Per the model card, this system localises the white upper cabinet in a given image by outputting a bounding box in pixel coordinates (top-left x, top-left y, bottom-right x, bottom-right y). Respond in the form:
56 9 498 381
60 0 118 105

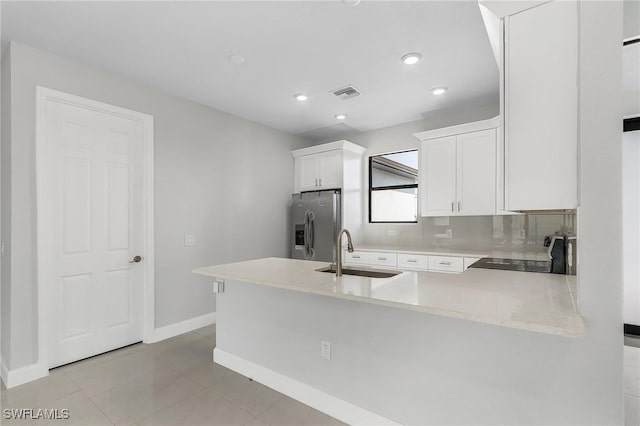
296 149 342 191
292 140 366 242
291 140 366 193
457 129 497 215
503 0 578 210
415 118 500 217
421 136 457 216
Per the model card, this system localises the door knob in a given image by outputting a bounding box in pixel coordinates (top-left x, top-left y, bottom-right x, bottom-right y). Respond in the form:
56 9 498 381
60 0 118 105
129 255 143 264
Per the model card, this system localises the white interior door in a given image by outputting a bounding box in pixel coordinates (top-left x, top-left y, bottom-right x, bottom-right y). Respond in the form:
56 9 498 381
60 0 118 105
42 97 145 368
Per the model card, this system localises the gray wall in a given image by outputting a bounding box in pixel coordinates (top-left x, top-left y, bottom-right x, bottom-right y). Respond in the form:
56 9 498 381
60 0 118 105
1 43 11 369
1 42 309 370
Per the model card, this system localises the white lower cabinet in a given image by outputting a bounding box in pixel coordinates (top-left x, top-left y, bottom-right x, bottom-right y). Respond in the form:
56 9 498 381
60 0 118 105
344 251 370 265
368 252 398 268
344 250 481 273
397 254 430 271
429 256 464 273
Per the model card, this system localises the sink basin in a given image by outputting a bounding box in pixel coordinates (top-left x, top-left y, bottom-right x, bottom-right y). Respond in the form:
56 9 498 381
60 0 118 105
316 265 400 279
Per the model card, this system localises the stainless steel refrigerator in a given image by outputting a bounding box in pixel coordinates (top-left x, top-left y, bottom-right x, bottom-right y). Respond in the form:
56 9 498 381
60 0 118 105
290 190 341 262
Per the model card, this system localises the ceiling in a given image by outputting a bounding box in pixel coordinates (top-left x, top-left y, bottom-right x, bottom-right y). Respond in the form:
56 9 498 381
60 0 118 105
1 1 499 141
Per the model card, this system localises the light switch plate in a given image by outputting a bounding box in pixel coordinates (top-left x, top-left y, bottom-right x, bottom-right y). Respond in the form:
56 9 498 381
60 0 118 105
321 340 331 360
184 235 196 246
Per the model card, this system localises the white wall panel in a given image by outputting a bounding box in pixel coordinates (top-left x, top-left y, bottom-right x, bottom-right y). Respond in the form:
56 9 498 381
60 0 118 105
106 163 130 251
105 269 132 328
61 158 91 254
60 274 92 339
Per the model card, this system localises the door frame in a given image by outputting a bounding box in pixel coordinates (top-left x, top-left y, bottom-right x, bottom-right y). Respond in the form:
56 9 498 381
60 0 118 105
35 86 155 372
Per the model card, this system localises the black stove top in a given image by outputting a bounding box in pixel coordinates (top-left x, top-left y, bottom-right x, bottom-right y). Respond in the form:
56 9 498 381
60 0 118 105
469 257 552 273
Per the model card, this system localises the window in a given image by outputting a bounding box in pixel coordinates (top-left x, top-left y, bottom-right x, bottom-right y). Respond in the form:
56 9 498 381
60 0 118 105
369 150 419 223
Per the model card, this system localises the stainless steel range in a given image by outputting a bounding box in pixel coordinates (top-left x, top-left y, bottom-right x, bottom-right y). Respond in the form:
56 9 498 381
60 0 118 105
469 258 552 273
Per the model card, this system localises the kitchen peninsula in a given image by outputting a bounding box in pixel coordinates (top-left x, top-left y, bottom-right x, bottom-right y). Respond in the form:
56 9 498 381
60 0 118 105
194 257 585 425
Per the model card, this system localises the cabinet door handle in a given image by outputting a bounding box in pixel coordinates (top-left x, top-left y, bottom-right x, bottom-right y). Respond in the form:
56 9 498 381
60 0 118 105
458 201 461 211
319 178 322 186
377 257 387 261
352 255 360 259
439 261 451 265
315 178 318 187
451 202 454 212
407 259 417 263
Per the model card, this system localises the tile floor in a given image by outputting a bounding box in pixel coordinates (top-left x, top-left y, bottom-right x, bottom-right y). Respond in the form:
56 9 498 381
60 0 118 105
3 328 640 425
0 325 344 426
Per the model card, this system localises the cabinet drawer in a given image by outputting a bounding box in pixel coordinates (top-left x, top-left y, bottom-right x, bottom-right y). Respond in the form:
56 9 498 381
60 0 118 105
429 256 464 273
397 254 430 270
344 251 370 264
368 252 397 268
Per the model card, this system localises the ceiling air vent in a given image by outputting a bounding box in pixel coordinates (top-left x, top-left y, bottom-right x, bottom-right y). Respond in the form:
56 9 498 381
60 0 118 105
331 85 361 100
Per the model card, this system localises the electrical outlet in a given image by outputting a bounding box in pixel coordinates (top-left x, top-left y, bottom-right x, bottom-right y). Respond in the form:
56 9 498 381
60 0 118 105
184 235 196 246
445 229 453 238
519 229 526 239
213 279 225 294
321 340 331 360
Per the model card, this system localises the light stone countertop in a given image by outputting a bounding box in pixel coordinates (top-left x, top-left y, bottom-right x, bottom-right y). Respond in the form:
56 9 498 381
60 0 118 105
194 257 583 338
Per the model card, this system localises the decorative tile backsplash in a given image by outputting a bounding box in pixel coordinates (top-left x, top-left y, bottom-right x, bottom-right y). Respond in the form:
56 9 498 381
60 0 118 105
362 214 576 252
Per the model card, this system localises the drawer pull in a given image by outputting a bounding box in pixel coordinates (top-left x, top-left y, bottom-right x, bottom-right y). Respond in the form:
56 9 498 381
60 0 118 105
439 261 451 265
352 255 360 259
406 259 417 263
377 257 387 261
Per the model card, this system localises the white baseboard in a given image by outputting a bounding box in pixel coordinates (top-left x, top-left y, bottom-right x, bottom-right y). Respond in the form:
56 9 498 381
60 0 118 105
0 361 8 387
1 361 49 389
214 348 400 426
147 312 216 343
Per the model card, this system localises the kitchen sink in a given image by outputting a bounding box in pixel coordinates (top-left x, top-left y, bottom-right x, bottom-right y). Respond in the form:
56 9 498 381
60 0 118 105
316 265 400 279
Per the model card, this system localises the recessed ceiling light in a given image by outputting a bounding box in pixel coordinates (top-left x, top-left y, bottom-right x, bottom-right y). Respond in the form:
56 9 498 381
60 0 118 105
401 53 422 65
335 114 347 120
431 87 448 95
294 94 308 102
229 54 246 64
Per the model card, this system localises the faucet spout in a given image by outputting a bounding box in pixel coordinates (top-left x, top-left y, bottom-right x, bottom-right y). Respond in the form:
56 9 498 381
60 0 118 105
336 229 354 277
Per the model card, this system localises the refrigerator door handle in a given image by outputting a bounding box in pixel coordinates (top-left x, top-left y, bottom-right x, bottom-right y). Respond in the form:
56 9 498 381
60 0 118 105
304 210 310 260
308 211 316 260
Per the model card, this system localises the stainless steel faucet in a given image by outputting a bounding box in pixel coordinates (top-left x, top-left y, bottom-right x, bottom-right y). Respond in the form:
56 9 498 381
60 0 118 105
336 229 354 277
